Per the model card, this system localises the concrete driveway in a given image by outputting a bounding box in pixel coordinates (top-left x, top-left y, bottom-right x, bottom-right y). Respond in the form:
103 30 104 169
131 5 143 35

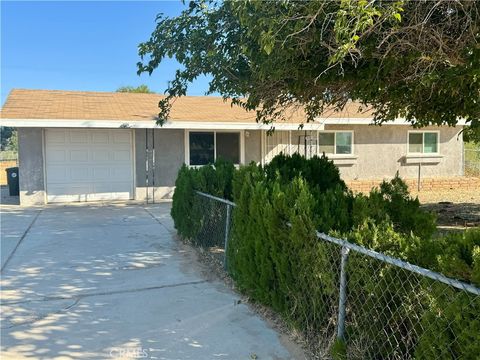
0 203 304 360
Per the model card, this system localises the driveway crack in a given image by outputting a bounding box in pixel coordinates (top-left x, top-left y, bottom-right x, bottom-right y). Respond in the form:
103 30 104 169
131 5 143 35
143 207 176 235
1 209 42 273
1 297 80 329
1 280 208 306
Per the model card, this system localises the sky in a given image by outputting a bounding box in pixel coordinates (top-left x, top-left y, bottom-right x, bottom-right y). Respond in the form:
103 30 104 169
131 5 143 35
1 1 213 105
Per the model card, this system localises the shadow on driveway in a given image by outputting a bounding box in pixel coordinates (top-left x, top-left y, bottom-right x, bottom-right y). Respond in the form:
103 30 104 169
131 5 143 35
0 203 304 359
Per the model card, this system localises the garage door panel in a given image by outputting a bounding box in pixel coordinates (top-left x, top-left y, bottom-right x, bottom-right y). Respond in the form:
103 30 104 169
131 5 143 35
69 130 90 143
110 166 132 181
92 150 110 162
113 132 131 143
70 167 91 181
46 129 133 203
46 149 66 162
113 150 131 161
49 183 91 195
93 182 132 193
46 130 66 144
46 166 67 182
92 131 109 144
70 150 89 162
93 168 110 180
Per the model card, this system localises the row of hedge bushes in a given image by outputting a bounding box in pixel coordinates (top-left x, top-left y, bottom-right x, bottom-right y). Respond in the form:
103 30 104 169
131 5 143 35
171 154 480 359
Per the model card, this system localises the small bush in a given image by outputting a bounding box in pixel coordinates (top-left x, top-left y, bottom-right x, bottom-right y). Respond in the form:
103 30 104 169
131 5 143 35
171 164 199 239
435 228 480 286
170 159 236 239
352 174 437 240
264 153 346 193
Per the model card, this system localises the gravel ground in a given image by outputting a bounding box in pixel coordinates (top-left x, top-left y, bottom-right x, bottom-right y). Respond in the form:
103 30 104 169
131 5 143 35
412 188 480 204
413 188 480 229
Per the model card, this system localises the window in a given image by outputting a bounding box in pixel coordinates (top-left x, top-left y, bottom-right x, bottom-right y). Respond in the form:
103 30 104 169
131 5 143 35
189 132 214 165
188 131 241 166
318 132 353 155
408 132 439 154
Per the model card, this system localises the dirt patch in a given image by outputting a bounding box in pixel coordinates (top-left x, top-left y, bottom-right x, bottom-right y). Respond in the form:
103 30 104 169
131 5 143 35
414 188 480 230
422 202 480 229
412 187 480 205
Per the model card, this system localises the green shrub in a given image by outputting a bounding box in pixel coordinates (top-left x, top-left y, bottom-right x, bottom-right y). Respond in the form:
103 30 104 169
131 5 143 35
264 153 346 193
414 283 480 359
338 224 480 359
172 153 480 360
170 159 236 240
315 186 353 233
229 171 342 341
435 228 480 286
195 158 235 199
352 174 437 240
171 164 200 239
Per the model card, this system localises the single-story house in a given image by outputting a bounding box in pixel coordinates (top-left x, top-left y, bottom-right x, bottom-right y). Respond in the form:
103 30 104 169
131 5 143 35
0 89 468 206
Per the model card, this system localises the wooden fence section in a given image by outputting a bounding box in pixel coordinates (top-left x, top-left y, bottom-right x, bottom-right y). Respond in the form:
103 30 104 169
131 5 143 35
0 160 18 185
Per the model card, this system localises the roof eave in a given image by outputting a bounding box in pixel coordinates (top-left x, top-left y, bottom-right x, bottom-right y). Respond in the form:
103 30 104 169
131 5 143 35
0 117 468 129
0 118 325 130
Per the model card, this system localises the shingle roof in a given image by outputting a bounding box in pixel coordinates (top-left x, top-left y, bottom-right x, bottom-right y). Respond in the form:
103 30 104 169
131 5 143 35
0 89 374 123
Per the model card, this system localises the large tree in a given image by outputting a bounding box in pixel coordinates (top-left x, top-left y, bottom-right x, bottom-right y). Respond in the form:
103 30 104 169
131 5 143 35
137 0 479 131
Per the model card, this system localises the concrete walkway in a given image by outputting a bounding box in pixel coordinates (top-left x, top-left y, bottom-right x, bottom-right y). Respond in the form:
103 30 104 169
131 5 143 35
0 203 304 360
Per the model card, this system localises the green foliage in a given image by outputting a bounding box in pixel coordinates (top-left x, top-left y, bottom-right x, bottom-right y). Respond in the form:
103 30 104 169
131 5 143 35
465 141 480 176
463 126 480 144
415 228 480 359
414 282 480 359
171 164 199 239
264 153 346 193
170 159 235 240
435 228 480 286
0 127 17 152
138 1 479 130
331 338 347 360
171 153 479 359
229 174 337 334
116 85 154 93
315 186 353 233
352 174 437 240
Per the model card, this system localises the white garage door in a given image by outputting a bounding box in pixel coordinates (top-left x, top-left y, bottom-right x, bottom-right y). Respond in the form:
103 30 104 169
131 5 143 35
45 129 134 203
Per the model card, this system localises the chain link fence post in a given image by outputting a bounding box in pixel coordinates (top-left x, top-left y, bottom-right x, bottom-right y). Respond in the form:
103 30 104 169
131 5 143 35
337 246 350 341
224 203 231 271
191 192 480 358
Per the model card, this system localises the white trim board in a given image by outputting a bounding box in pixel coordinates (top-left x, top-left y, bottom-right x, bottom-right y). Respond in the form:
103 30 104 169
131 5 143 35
1 118 469 129
0 119 324 130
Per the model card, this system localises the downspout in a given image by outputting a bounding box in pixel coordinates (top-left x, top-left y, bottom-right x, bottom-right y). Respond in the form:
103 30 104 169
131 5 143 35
152 129 155 203
145 128 149 204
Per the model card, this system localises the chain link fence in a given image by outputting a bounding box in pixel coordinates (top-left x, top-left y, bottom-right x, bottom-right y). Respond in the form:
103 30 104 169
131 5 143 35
191 191 234 268
318 232 480 359
465 148 480 176
192 191 480 358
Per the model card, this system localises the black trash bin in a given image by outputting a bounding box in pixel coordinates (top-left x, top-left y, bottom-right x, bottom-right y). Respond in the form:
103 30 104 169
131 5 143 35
6 167 19 196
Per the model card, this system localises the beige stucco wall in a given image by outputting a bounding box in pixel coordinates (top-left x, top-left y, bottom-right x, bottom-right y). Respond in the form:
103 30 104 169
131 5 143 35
16 125 463 205
136 129 263 202
18 128 46 205
324 124 464 180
